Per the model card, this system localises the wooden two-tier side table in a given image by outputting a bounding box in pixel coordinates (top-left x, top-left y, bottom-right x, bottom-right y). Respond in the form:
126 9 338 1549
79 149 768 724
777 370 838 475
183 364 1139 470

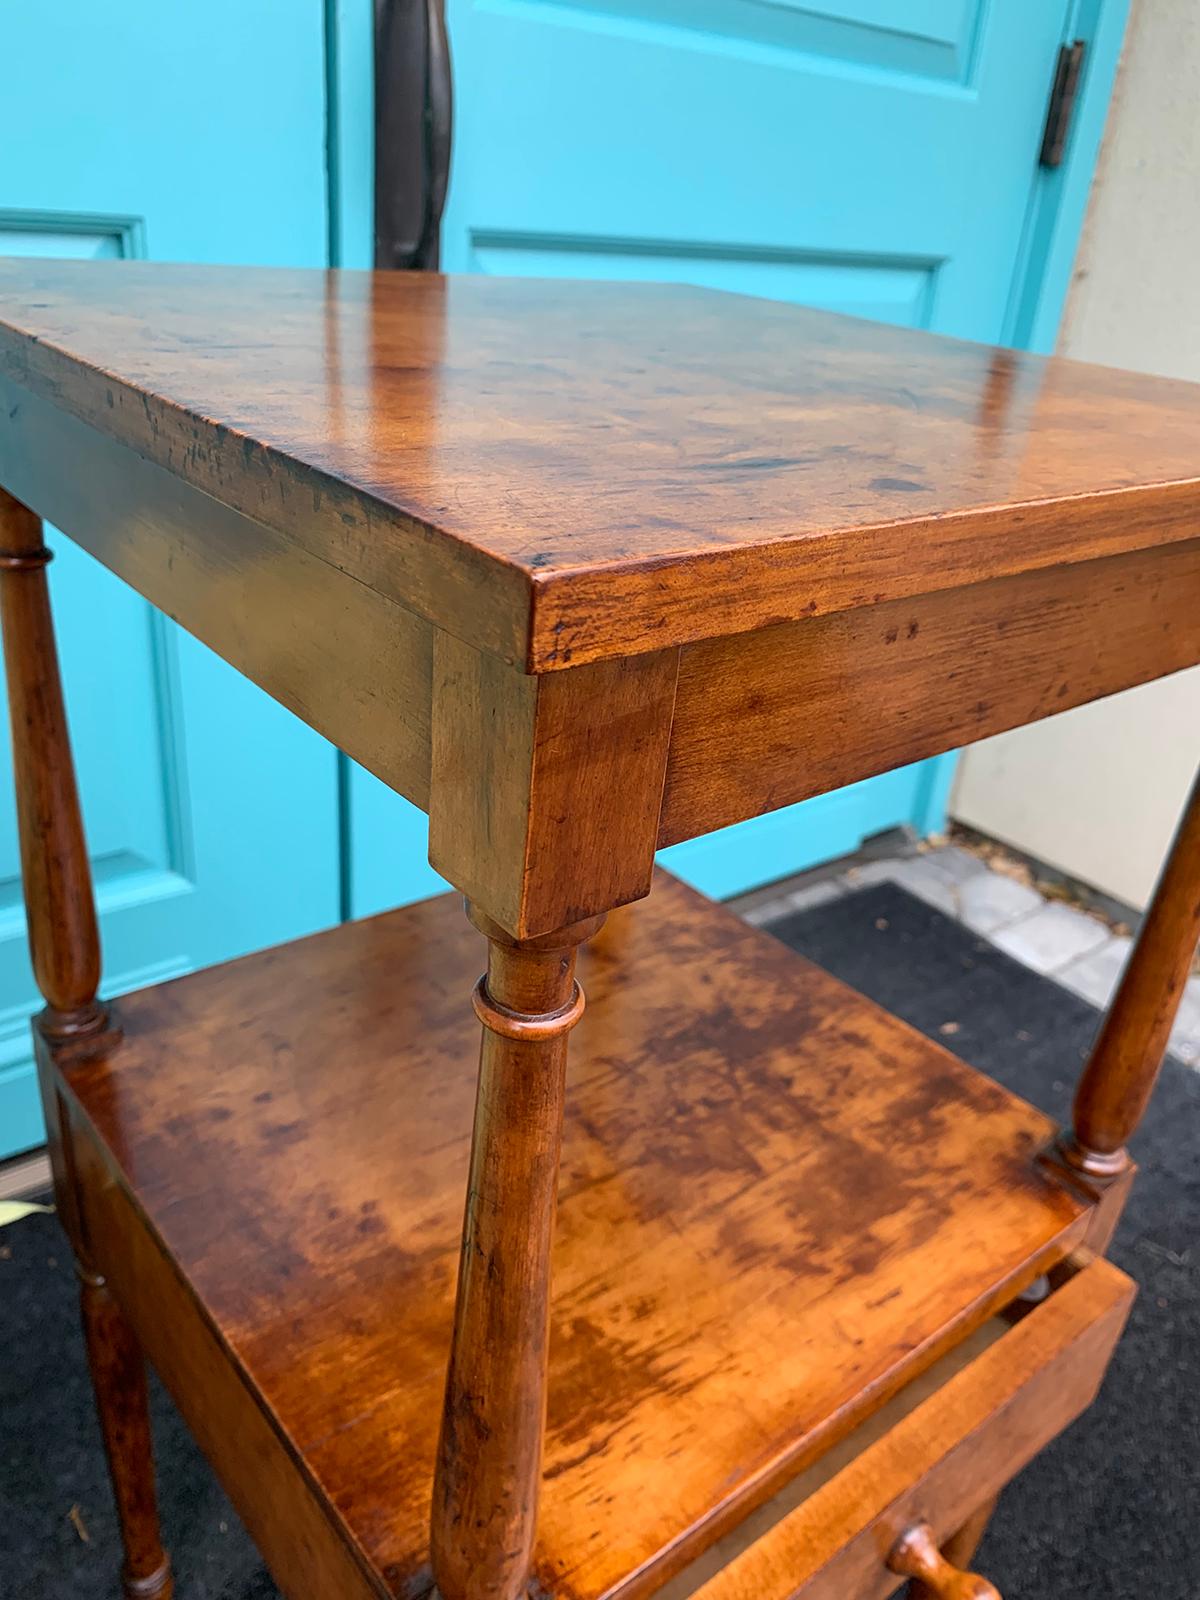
1 263 1199 1600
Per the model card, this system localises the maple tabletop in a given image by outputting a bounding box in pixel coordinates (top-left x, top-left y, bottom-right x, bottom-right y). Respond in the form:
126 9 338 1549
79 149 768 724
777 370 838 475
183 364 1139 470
2 259 1198 669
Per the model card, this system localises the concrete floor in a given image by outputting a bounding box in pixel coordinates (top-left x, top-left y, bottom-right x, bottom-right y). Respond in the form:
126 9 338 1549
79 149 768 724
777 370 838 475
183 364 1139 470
734 837 1200 1067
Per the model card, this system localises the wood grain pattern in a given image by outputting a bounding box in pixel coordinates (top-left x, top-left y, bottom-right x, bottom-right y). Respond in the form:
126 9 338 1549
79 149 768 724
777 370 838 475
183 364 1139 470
67 1114 387 1600
56 873 1091 1600
5 260 1180 1600
1064 765 1200 1177
660 540 1200 844
12 361 1197 863
0 379 435 811
8 366 1196 861
686 1260 1133 1600
4 261 1200 670
430 637 678 934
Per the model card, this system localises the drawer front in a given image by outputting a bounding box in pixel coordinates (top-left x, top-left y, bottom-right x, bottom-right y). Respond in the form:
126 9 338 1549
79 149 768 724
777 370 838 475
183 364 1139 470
688 1258 1134 1600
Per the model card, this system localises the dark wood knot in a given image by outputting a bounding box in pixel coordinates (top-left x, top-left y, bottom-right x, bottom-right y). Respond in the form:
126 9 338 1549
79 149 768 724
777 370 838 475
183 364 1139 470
471 975 585 1041
0 545 53 571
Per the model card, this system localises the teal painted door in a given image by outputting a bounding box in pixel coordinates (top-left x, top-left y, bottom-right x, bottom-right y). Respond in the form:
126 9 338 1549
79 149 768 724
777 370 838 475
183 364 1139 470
0 2 340 1158
347 0 1127 914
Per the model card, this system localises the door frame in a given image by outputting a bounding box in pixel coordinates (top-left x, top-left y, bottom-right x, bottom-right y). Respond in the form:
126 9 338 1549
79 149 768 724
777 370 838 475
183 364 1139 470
1003 0 1133 353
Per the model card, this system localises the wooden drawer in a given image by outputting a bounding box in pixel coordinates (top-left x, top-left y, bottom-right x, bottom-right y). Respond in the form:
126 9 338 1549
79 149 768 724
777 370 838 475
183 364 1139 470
666 1258 1134 1600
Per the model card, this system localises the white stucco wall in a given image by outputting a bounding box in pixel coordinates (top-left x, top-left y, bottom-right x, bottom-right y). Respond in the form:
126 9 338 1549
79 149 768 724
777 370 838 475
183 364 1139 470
951 0 1200 909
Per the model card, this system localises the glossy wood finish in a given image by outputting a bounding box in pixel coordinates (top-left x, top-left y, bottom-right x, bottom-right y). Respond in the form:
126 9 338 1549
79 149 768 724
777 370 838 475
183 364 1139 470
67 1112 385 1600
5 271 1200 921
5 262 1200 673
3 262 1193 1600
685 1259 1132 1600
53 875 1093 1600
1064 765 1200 1177
15 369 1200 900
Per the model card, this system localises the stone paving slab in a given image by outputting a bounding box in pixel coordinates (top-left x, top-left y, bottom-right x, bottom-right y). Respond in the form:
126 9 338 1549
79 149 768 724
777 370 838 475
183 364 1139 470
989 900 1112 975
1057 936 1134 1009
958 872 1044 935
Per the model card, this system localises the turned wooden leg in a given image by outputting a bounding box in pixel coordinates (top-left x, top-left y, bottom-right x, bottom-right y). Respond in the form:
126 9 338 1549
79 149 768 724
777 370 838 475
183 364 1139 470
2 487 170 1594
79 1268 173 1599
1061 766 1200 1179
430 906 603 1600
909 1498 999 1600
0 490 103 1035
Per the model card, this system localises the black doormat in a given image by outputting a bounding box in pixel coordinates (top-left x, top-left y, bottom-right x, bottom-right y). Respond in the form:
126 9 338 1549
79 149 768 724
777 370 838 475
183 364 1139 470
2 883 1197 1599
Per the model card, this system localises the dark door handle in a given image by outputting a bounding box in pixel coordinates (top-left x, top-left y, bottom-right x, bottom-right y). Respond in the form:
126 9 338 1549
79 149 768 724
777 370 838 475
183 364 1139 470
425 0 453 256
374 0 453 270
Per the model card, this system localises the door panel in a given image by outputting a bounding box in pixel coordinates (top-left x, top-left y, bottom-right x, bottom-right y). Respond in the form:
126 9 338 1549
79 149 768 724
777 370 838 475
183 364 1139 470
558 0 983 77
467 236 941 324
0 2 339 1158
441 0 1068 342
349 0 1092 912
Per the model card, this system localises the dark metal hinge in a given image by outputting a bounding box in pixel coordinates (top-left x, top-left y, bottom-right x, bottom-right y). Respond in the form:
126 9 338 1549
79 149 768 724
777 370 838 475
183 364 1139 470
1040 39 1086 168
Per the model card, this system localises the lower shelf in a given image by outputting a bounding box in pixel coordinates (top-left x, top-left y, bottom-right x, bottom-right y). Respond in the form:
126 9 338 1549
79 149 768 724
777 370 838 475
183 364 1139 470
60 870 1106 1600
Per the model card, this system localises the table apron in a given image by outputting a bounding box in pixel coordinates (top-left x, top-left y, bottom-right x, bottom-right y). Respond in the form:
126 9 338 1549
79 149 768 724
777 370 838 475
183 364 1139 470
0 375 436 812
659 539 1200 846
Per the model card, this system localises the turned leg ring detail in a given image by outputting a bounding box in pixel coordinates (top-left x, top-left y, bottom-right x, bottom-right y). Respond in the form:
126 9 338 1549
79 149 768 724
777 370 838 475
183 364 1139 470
471 974 586 1040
